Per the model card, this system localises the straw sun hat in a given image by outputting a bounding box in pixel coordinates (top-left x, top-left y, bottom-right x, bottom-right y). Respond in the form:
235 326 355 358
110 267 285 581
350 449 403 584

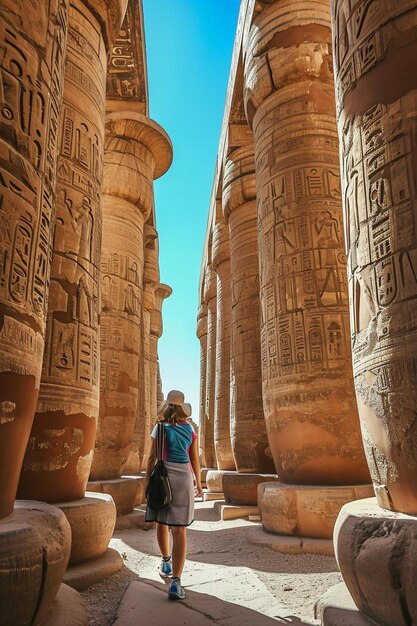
158 389 192 418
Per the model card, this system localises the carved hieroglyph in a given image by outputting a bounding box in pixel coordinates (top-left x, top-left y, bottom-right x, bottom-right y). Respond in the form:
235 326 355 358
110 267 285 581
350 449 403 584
243 0 369 485
197 303 208 467
203 263 217 468
212 213 235 470
18 0 128 503
332 0 417 513
0 0 69 518
222 145 275 473
91 112 172 480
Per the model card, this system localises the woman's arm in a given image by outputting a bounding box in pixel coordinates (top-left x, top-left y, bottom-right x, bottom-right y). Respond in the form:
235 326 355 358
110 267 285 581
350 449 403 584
144 437 157 493
189 438 202 496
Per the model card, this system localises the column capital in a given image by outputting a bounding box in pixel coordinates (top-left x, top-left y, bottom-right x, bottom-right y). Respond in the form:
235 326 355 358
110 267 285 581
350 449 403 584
105 109 173 178
150 283 172 338
103 112 172 220
243 0 333 127
222 145 256 219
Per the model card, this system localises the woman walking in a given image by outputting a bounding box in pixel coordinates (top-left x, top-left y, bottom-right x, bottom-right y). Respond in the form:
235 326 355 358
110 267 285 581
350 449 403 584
144 389 202 600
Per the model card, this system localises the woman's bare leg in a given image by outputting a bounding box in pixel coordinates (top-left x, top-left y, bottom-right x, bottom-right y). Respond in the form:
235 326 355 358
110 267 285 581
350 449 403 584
170 526 187 578
157 523 171 557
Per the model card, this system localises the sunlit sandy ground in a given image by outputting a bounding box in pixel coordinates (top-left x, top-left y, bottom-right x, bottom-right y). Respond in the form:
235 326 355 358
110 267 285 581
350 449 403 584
82 500 342 625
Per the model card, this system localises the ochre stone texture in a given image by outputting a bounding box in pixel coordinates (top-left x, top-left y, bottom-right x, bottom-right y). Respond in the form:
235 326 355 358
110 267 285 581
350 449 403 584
196 304 208 467
222 145 275 473
212 213 235 470
335 498 417 626
87 476 140 515
259 482 373 540
56 493 116 565
0 501 71 626
223 472 279 506
332 0 417 514
91 112 171 480
18 0 128 504
203 264 217 468
0 0 69 519
243 0 369 485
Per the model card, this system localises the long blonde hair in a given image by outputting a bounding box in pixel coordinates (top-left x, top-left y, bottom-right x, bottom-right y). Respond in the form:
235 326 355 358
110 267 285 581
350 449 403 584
162 403 188 424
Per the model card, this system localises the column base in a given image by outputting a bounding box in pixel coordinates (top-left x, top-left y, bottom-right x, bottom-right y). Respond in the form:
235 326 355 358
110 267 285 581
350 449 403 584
315 582 378 626
63 548 123 592
42 584 88 626
206 469 237 494
122 474 146 506
223 472 279 505
334 497 417 626
249 526 334 556
0 500 71 626
87 477 141 515
203 490 224 501
258 483 373 539
213 502 259 521
115 507 155 531
56 494 116 565
201 467 214 487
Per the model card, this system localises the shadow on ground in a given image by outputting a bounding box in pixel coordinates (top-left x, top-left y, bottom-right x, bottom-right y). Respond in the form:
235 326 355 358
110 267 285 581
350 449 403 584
116 524 339 575
132 577 316 625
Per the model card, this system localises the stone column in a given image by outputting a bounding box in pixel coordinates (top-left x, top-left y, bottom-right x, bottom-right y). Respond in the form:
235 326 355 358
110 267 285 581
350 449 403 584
17 0 129 503
212 215 235 470
317 4 417 625
203 263 217 468
243 0 369 486
140 227 158 470
150 282 172 419
90 112 172 481
222 145 274 473
196 303 208 467
332 0 417 516
0 0 69 518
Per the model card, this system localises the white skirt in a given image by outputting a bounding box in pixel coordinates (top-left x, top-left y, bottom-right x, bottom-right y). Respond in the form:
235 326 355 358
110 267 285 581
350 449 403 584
145 461 195 527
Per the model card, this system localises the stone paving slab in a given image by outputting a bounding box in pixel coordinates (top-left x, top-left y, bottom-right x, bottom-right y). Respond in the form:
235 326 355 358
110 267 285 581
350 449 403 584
113 579 295 625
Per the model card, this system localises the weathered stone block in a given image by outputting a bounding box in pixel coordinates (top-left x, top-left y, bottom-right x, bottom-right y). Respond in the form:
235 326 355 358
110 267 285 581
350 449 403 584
335 498 417 626
259 483 373 539
42 584 88 626
64 548 123 592
0 501 71 626
56 493 116 565
87 477 139 515
206 470 236 494
223 472 278 505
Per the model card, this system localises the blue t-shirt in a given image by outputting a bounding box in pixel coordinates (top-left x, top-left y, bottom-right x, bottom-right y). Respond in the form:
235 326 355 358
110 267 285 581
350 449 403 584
151 422 196 464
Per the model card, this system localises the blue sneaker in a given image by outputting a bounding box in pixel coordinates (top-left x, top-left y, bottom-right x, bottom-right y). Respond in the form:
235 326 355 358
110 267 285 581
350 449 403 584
168 577 186 600
159 557 172 579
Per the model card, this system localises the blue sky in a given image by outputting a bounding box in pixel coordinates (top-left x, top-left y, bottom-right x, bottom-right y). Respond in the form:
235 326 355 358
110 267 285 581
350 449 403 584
142 0 240 422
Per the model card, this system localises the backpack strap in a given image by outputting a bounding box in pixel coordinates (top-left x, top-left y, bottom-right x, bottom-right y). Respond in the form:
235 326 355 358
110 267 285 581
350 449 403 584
156 421 165 461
